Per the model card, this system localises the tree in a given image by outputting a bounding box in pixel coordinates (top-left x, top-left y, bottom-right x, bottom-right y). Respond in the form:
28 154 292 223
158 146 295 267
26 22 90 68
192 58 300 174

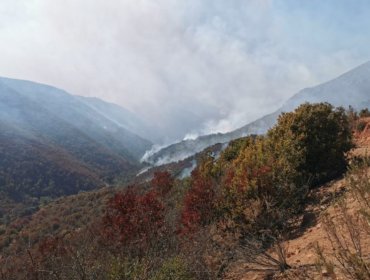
213 103 353 240
102 187 165 254
150 171 174 197
268 102 353 187
180 164 216 235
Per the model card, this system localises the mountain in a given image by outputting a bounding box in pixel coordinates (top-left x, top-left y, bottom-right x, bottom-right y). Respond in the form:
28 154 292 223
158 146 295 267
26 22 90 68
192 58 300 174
145 61 370 165
0 77 152 199
76 96 161 143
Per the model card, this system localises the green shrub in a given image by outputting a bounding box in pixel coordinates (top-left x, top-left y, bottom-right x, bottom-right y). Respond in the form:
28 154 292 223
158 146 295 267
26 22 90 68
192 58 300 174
357 120 367 132
213 103 352 238
108 258 147 280
359 108 370 118
268 102 353 186
151 257 194 280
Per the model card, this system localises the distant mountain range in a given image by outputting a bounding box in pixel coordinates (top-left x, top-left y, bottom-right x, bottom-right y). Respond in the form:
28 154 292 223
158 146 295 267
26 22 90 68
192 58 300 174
0 77 152 199
145 61 370 165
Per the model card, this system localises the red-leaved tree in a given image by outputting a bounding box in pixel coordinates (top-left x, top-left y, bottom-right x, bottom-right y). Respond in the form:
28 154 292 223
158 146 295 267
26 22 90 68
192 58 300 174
180 170 215 235
102 186 165 253
150 171 174 197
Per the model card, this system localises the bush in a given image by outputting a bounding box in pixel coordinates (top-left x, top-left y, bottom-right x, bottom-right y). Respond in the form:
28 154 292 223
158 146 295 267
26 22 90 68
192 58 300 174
208 103 352 251
180 169 216 235
108 257 148 280
359 108 370 118
102 187 165 254
216 136 277 227
268 102 353 186
357 120 367 132
152 257 194 280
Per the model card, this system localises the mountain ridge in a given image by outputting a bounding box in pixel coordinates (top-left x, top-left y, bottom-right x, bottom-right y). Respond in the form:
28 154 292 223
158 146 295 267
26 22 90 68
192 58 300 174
145 61 370 165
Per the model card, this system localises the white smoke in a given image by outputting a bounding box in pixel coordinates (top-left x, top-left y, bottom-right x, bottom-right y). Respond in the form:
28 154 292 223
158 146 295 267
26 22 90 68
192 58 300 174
140 144 168 163
0 0 366 142
183 132 199 141
178 160 197 179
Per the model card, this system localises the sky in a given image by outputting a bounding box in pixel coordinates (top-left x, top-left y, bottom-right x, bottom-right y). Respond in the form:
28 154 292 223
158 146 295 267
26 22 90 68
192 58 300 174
0 0 369 143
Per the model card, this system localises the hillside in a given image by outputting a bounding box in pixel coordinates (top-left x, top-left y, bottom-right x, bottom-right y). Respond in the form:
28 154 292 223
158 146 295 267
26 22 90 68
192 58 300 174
231 117 370 280
146 61 370 165
0 77 152 160
76 96 161 144
2 103 366 280
135 142 226 183
0 77 152 200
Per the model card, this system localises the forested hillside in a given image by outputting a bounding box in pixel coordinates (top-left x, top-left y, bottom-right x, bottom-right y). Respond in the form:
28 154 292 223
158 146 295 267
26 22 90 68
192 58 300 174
0 77 152 201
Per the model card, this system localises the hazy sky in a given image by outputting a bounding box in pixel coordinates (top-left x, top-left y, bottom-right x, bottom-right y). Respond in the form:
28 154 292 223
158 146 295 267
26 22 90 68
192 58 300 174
0 0 369 142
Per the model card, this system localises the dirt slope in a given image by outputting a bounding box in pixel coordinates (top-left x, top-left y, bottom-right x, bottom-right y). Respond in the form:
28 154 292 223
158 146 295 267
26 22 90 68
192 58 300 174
231 118 370 280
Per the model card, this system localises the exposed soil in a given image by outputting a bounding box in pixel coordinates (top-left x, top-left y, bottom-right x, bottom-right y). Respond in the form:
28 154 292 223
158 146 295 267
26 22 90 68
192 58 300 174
229 118 370 280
